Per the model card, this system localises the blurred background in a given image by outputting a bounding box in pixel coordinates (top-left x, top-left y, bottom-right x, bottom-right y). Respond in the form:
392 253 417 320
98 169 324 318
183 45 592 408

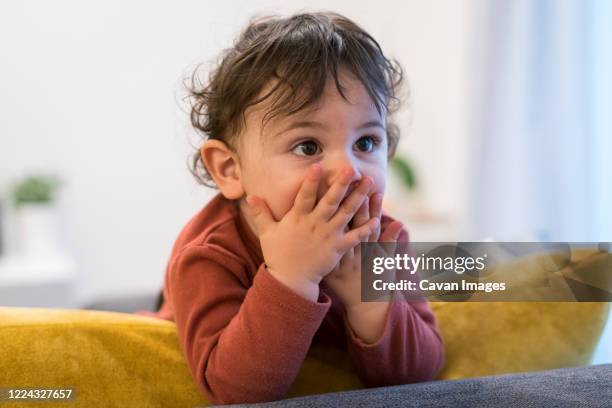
0 1 610 362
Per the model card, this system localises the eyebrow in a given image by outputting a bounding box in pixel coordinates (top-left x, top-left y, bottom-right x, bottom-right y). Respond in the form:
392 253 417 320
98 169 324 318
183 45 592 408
273 119 385 139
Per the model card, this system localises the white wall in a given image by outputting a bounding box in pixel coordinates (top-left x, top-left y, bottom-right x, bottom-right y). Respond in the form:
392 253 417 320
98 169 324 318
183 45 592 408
0 1 472 303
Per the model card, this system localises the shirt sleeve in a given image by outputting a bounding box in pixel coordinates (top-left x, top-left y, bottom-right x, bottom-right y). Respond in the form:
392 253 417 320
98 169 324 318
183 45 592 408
168 245 331 405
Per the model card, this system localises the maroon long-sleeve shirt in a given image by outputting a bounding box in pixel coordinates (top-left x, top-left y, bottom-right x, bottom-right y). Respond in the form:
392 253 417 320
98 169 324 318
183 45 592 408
141 193 444 405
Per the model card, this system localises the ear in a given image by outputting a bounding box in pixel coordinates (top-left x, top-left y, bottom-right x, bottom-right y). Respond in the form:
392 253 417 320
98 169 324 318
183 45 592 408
200 140 244 200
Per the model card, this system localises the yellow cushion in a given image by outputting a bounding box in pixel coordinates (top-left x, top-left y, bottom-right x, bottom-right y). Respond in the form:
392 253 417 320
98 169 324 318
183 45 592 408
0 250 609 407
432 301 609 380
0 308 207 408
433 246 612 379
1 303 608 407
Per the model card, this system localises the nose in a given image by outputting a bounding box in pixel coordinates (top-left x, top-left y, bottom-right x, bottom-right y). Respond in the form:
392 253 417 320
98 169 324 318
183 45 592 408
322 157 363 194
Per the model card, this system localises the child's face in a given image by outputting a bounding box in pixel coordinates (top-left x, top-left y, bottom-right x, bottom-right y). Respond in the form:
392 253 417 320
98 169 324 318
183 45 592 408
237 69 388 229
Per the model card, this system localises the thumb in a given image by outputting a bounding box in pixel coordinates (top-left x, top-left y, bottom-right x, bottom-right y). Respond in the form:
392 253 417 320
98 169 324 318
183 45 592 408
245 195 275 233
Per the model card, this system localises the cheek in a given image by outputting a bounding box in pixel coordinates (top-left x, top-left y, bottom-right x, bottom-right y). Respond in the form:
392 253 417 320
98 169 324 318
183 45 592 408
364 164 387 197
374 172 386 196
261 171 306 220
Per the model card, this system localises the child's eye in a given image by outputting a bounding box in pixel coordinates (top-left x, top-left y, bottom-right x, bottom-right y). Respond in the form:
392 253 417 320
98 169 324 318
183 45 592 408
292 140 320 156
354 135 380 153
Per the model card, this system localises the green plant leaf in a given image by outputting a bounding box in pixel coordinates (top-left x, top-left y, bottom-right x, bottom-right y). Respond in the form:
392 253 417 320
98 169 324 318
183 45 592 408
12 175 62 207
389 156 417 190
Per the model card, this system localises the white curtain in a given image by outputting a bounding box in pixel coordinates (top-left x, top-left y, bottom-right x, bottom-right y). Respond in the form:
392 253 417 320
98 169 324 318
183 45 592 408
468 0 612 363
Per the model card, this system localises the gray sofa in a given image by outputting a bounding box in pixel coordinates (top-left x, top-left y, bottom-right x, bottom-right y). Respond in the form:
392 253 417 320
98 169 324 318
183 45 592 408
223 364 612 408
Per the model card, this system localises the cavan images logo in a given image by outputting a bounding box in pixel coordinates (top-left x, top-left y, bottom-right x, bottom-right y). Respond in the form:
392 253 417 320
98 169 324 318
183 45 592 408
360 242 612 302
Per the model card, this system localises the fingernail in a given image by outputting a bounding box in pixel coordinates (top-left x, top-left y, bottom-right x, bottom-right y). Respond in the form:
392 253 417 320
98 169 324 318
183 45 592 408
361 176 372 189
310 164 321 178
344 167 354 180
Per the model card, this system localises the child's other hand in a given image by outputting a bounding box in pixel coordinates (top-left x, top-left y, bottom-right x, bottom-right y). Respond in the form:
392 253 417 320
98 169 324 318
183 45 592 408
245 164 380 301
323 193 403 309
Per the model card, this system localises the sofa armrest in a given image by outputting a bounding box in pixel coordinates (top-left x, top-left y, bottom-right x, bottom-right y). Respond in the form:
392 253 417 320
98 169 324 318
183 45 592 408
223 364 612 408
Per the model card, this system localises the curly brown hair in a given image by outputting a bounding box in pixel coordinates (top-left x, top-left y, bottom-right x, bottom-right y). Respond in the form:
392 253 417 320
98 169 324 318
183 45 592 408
188 11 405 188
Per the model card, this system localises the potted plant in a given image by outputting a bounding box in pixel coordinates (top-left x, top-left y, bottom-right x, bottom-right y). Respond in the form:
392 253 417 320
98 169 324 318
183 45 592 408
11 175 63 255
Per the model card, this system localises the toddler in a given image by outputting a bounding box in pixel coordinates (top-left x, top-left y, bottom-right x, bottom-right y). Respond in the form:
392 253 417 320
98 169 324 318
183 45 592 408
145 11 444 405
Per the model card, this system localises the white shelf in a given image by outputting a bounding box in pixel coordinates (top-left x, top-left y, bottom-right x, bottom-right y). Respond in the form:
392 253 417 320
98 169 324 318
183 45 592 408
0 252 77 307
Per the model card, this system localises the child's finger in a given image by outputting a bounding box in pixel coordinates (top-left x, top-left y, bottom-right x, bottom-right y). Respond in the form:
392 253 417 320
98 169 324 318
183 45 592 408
370 193 383 219
245 195 275 234
379 220 403 242
339 247 353 274
339 217 379 253
379 220 403 257
313 166 355 221
368 193 383 242
328 177 373 230
292 164 321 214
352 195 370 229
354 243 362 265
